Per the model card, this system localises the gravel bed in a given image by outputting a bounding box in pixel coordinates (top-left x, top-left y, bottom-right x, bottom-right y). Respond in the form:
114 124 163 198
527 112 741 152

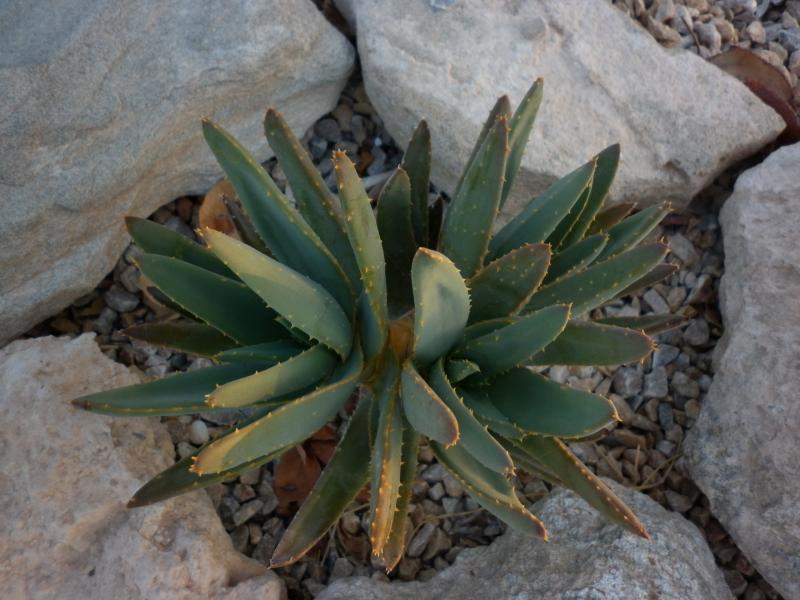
24 69 780 599
611 0 800 100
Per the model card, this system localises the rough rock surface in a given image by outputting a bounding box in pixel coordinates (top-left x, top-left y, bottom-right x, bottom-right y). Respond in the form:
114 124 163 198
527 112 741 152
685 143 800 599
0 0 354 345
339 0 782 215
0 334 285 600
318 482 730 600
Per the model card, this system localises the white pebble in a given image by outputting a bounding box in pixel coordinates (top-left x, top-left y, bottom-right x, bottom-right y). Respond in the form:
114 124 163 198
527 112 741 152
189 419 210 445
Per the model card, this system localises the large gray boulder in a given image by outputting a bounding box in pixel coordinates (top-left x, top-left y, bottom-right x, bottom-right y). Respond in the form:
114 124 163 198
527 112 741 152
0 0 354 345
339 0 782 213
0 334 285 600
319 482 731 600
685 143 800 600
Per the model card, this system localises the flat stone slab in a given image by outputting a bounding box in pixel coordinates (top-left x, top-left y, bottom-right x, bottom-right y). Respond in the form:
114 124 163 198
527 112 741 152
319 481 730 600
340 0 782 217
0 0 354 345
0 334 285 600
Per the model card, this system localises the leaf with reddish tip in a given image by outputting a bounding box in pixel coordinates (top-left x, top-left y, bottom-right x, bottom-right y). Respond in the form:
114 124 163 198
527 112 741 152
512 435 649 539
381 424 420 571
191 344 363 475
369 353 404 555
431 440 547 540
528 322 654 366
526 243 669 316
594 314 686 335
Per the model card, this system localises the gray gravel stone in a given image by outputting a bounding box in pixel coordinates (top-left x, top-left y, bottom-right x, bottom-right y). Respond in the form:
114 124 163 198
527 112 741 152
683 319 710 346
644 367 669 399
613 367 643 396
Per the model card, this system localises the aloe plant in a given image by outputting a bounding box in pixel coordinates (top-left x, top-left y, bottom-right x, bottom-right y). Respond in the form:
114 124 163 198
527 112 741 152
73 78 678 569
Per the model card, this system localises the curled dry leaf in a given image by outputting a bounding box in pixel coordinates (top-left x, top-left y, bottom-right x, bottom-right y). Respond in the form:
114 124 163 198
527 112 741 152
199 179 241 237
709 47 800 142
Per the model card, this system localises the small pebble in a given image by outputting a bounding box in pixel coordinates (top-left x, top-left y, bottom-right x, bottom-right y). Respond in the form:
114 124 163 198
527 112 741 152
189 419 210 445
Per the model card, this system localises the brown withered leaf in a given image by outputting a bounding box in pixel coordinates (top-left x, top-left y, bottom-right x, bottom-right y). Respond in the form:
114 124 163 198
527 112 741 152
274 446 322 517
709 47 800 142
199 179 240 237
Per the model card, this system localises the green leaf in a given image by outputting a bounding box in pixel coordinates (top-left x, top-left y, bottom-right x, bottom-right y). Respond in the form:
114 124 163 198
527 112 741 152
616 263 677 299
501 78 544 209
561 144 621 245
203 229 353 359
487 368 618 438
528 322 654 366
369 353 404 555
445 358 481 384
223 196 272 256
263 109 360 289
467 243 550 323
462 317 513 343
400 360 458 446
381 425 420 571
202 119 353 311
512 435 648 538
453 96 512 202
270 394 374 567
72 363 268 416
376 168 416 318
586 201 634 235
526 243 669 316
439 114 509 277
544 234 608 284
430 360 513 474
401 120 432 246
123 322 238 357
128 422 286 507
216 340 307 364
455 305 570 376
488 158 596 261
546 185 593 251
594 314 686 335
137 254 285 345
411 248 471 367
431 440 547 539
206 345 337 408
192 343 363 474
594 203 670 262
460 387 522 438
126 216 234 278
334 151 389 361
